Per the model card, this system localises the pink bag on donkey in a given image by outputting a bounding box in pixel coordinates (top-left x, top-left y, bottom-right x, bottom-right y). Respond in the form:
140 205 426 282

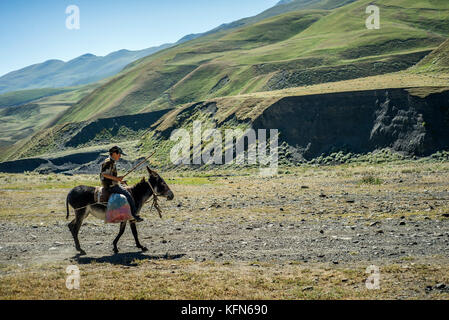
105 193 134 223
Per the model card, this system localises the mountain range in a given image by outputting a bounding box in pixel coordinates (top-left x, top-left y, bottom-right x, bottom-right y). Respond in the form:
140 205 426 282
0 44 174 94
0 0 357 95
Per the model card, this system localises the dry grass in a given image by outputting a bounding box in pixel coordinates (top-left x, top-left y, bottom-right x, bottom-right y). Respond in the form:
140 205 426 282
1 258 449 300
243 71 449 99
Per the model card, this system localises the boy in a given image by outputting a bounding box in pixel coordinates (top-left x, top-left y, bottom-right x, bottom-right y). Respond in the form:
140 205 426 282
100 146 143 222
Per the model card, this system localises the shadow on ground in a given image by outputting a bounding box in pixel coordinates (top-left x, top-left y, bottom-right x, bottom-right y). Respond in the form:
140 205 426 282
73 252 186 266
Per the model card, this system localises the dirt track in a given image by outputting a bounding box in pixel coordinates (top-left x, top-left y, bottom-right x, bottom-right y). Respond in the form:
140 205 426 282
0 209 448 267
1 163 449 269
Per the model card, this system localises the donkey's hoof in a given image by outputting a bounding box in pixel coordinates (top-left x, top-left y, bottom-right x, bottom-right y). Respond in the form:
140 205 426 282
141 246 148 252
78 249 86 256
113 248 119 254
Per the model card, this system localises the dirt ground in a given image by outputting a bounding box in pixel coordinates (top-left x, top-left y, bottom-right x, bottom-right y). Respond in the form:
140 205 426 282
1 161 449 299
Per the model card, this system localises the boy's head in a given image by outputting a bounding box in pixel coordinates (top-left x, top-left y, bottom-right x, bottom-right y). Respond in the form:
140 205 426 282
109 146 126 161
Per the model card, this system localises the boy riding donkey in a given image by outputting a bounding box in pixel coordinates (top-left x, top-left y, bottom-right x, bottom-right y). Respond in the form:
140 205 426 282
100 146 144 222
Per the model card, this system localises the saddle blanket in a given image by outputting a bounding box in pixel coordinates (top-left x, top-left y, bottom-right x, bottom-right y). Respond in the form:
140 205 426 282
105 193 133 223
94 186 109 203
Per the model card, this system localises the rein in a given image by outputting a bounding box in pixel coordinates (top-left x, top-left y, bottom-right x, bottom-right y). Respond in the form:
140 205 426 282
144 182 163 219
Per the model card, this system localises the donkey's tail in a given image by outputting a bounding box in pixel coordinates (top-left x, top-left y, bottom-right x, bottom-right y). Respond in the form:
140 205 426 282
66 194 70 220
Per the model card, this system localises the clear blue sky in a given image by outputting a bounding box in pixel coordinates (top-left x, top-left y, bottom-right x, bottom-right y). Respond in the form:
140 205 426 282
0 0 278 77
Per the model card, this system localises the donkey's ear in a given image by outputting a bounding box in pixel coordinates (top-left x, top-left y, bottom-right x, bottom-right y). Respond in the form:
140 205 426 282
140 177 146 182
146 165 154 175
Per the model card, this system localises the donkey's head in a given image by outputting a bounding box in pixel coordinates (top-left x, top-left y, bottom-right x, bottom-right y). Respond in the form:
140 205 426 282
146 166 174 200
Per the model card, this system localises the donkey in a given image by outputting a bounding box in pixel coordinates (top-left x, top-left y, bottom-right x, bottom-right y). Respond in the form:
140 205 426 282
66 166 174 255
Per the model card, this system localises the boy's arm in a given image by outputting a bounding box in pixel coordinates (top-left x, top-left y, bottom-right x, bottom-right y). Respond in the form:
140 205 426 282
102 174 123 182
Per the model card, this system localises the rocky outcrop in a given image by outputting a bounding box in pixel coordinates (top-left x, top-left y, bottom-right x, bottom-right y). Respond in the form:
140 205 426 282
253 88 449 159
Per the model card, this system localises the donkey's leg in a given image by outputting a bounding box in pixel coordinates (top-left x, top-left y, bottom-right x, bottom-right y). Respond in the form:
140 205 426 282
69 208 88 255
130 221 148 252
68 218 77 250
113 222 127 254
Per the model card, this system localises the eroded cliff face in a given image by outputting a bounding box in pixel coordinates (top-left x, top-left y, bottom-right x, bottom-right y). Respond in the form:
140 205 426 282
65 109 172 148
252 88 449 159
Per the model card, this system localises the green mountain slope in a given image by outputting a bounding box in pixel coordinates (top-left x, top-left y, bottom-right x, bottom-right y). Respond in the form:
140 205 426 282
54 0 449 125
411 38 449 73
55 9 328 123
